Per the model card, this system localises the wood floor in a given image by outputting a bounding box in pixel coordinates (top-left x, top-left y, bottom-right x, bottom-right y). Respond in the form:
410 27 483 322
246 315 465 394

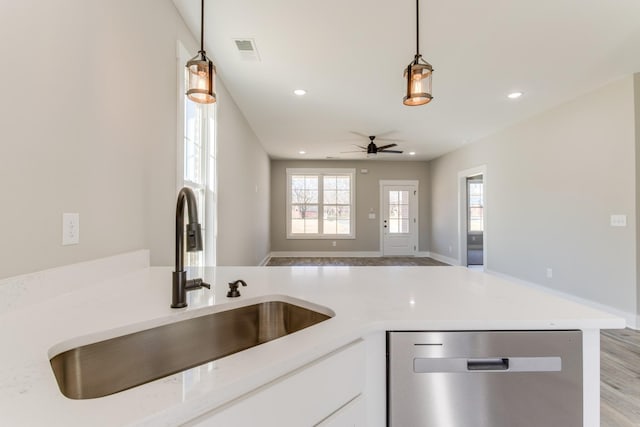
601 328 640 426
266 256 448 266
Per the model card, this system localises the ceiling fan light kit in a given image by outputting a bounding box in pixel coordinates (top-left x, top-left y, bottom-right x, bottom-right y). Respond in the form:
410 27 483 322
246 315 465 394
186 0 216 104
403 0 433 106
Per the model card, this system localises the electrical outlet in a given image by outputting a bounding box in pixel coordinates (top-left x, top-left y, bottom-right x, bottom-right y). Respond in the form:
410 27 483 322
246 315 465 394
332 241 337 247
610 214 627 227
448 245 452 253
546 268 553 279
62 213 80 245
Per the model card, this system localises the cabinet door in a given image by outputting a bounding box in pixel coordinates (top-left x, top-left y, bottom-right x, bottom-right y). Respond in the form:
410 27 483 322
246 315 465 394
316 395 366 427
187 339 365 427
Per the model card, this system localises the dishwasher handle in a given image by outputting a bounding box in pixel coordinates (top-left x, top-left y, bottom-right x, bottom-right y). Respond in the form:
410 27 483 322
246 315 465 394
414 356 561 373
467 358 509 371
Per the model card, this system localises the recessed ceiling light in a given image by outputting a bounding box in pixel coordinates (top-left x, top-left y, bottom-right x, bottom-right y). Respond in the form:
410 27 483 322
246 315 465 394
299 150 306 155
507 91 523 99
408 151 416 156
294 89 307 96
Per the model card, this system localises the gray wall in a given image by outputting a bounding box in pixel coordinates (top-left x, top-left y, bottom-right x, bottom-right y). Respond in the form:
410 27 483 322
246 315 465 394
271 160 430 253
429 76 638 316
0 0 271 279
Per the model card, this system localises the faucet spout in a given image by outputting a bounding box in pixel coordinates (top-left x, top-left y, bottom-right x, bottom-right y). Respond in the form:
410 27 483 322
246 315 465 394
172 187 208 308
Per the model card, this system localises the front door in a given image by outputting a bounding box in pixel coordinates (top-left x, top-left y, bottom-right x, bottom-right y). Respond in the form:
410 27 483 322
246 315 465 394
381 182 418 256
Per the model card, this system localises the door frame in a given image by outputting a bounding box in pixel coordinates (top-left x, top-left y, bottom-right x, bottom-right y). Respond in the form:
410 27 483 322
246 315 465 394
457 165 487 267
379 180 419 256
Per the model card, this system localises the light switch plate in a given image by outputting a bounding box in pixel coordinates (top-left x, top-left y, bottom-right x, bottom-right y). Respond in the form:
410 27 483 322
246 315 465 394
610 214 627 227
62 213 80 245
368 213 376 219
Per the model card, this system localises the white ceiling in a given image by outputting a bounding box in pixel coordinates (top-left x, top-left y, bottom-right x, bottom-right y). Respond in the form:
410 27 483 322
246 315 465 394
173 0 640 161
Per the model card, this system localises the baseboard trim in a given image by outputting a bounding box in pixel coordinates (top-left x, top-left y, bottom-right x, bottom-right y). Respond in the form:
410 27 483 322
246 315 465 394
258 254 271 266
485 268 637 330
269 251 382 258
428 252 461 266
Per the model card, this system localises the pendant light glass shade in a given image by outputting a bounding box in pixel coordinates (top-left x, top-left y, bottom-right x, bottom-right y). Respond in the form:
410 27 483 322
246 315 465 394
403 0 433 106
403 55 433 106
186 51 216 104
185 0 216 104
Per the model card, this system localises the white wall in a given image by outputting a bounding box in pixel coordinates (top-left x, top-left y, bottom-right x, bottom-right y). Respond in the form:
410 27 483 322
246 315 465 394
215 83 271 266
429 76 638 317
148 30 271 268
0 0 193 278
0 0 271 279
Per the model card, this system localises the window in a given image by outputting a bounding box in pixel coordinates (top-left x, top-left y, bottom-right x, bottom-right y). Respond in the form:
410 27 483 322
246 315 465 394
286 168 355 239
178 42 216 266
468 179 484 232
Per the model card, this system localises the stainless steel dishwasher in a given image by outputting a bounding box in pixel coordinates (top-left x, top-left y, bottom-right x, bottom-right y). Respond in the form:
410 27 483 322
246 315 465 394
387 331 582 427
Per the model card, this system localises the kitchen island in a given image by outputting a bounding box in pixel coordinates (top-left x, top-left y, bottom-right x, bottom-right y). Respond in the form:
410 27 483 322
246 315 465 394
0 251 624 426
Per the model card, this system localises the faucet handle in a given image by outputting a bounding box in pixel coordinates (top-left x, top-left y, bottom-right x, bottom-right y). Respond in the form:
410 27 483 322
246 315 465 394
185 278 210 291
227 279 247 298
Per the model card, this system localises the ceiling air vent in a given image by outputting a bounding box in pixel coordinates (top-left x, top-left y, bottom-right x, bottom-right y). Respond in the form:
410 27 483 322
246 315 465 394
233 38 260 62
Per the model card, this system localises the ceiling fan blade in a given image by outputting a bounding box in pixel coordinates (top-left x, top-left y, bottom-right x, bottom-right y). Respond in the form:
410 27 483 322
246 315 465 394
349 131 398 140
375 130 397 138
348 131 370 139
376 143 398 150
340 150 364 153
378 150 403 154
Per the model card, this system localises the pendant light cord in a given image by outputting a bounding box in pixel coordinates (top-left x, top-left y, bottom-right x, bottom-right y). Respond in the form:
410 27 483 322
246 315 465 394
415 0 419 56
200 0 205 53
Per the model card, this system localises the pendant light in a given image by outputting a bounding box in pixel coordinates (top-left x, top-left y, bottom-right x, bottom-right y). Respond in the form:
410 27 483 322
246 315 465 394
186 0 216 104
403 0 433 106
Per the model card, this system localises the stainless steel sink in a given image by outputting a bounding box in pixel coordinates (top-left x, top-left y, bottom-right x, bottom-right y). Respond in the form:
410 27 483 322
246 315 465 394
50 300 332 399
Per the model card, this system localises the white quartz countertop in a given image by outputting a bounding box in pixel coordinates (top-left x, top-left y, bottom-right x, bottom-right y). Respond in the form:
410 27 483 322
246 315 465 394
0 259 624 426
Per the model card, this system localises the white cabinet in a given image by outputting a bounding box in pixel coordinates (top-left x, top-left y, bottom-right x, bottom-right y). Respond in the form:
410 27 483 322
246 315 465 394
316 395 366 427
186 339 365 427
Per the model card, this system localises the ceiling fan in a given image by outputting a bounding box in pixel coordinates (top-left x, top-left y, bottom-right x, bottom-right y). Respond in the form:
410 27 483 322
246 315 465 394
353 135 403 155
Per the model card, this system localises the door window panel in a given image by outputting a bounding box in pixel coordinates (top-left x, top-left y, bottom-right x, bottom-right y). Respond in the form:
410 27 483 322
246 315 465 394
388 190 409 234
468 181 484 232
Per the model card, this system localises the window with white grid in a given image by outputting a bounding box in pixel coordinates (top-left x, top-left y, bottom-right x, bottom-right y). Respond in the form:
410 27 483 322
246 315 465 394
286 168 355 239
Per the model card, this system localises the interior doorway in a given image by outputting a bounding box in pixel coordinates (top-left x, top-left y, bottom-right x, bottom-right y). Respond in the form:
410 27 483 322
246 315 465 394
458 166 487 268
380 180 418 256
